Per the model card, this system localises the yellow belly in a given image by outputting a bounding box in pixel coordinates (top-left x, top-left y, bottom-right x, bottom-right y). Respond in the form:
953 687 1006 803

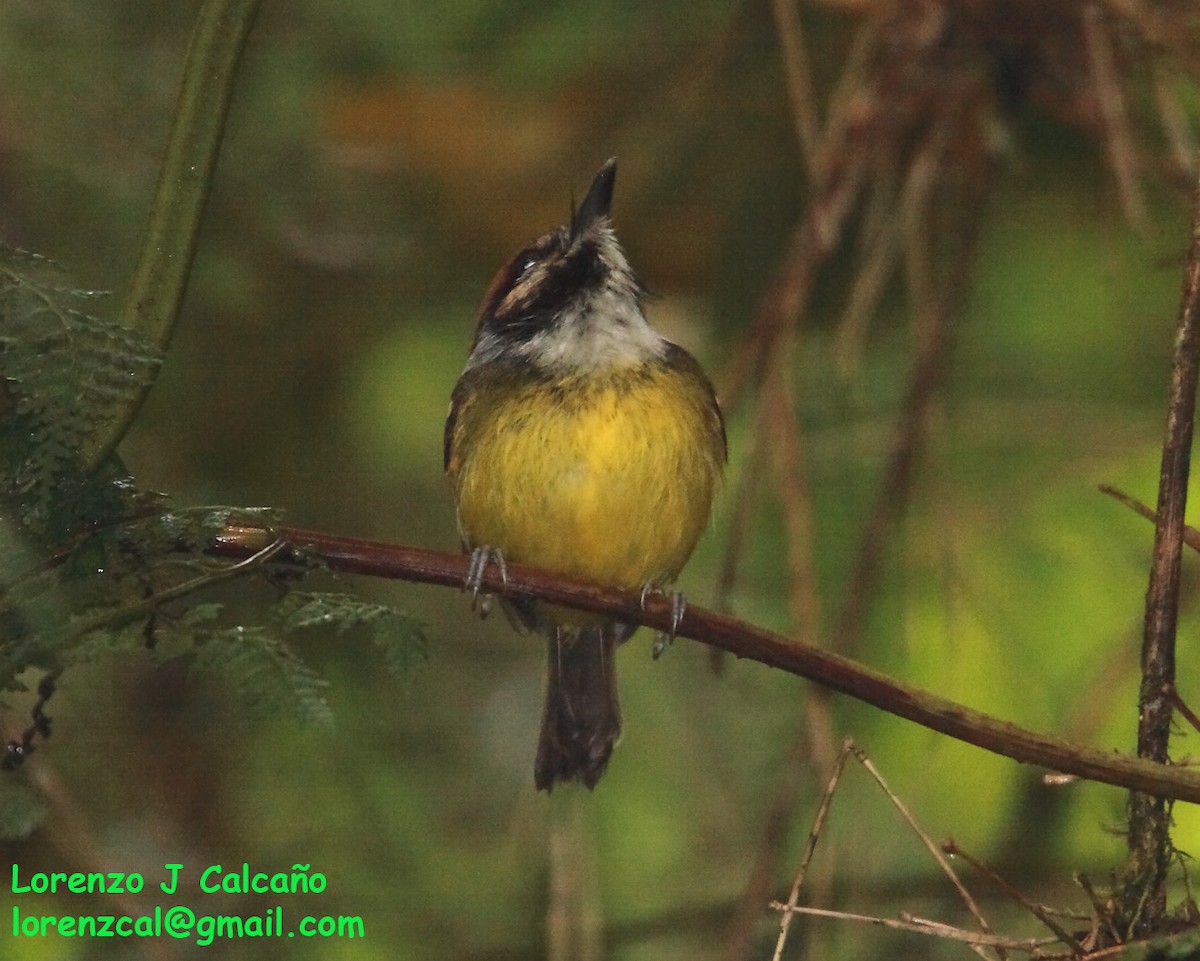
449 364 722 594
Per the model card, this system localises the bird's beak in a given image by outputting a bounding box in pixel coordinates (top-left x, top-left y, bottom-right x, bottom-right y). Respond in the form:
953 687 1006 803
571 158 617 243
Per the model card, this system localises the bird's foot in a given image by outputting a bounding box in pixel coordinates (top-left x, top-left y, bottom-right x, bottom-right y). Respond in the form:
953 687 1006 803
639 585 686 659
465 546 508 617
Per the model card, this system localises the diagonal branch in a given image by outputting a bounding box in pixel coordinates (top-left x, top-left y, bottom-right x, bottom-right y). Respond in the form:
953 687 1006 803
210 523 1200 804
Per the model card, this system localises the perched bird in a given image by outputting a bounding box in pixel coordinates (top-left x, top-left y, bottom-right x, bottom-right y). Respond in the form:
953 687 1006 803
445 159 726 790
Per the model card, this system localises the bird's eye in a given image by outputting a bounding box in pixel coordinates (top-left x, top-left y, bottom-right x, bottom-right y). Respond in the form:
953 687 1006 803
517 254 539 278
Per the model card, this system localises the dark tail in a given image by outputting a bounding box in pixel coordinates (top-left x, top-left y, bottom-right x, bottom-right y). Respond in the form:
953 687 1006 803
534 624 623 791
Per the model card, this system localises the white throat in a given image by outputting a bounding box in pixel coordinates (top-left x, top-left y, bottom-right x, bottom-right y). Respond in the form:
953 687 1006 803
523 286 666 372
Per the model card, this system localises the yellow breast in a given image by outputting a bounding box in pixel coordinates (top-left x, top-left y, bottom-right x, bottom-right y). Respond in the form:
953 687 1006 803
447 358 724 593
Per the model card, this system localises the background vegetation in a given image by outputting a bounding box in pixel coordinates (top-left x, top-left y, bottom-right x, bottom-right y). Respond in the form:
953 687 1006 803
2 1 1200 958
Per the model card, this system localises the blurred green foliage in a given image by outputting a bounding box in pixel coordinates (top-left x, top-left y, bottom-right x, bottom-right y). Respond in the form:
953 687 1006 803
2 1 1200 959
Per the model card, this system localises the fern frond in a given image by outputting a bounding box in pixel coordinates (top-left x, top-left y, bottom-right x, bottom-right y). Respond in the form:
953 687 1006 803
0 245 161 527
371 612 428 679
272 591 428 677
190 626 334 732
0 242 426 759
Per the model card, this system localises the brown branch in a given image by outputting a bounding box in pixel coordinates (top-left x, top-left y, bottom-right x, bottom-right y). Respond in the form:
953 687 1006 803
717 152 867 414
211 523 1200 804
831 187 902 376
765 334 823 654
719 19 887 952
717 8 884 415
1150 62 1196 184
770 0 820 175
718 10 888 413
547 796 602 961
1115 164 1200 936
723 334 835 961
1082 4 1149 233
832 135 983 652
714 393 770 617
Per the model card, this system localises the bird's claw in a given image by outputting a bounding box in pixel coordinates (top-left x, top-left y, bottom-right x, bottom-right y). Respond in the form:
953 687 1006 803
465 547 508 617
641 586 686 659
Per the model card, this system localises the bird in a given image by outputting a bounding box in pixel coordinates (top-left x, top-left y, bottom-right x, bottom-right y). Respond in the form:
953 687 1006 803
444 158 726 790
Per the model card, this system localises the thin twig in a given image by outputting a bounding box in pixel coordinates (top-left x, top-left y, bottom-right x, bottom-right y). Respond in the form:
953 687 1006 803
943 841 1083 957
1164 683 1200 736
832 206 900 376
770 902 1060 953
770 739 854 961
1076 873 1120 950
1098 484 1200 554
59 537 284 648
547 795 602 961
723 18 887 947
852 747 1001 957
719 6 884 413
811 13 884 191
